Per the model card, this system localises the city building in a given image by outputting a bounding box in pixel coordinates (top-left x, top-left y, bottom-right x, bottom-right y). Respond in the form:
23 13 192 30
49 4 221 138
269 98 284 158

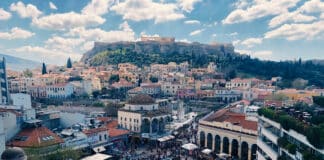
257 108 324 160
118 94 171 135
198 108 258 160
214 88 242 103
46 83 74 99
10 93 32 110
8 121 63 154
161 82 183 96
0 117 5 156
83 127 109 148
0 57 9 104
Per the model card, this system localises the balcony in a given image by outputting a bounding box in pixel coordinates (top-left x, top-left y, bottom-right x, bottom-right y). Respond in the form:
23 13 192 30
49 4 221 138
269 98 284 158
257 138 278 160
261 127 279 145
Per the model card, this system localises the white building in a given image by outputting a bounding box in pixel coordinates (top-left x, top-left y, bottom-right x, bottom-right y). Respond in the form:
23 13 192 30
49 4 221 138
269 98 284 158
0 117 5 156
258 111 324 160
0 110 20 143
83 127 109 147
161 82 183 96
46 83 74 99
0 57 9 104
10 93 32 109
226 78 253 89
198 108 258 160
118 94 171 134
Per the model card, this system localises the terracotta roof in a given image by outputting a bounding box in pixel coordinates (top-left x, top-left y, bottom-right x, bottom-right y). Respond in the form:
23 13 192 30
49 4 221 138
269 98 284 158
83 127 107 136
8 127 63 148
106 120 118 129
128 94 155 105
0 108 22 116
109 129 129 137
205 109 257 131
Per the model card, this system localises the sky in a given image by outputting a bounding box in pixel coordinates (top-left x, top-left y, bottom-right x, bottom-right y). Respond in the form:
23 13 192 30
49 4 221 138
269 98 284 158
0 0 323 65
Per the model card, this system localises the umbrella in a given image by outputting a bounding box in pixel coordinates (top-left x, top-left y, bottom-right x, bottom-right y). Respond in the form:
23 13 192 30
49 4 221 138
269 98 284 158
181 143 198 151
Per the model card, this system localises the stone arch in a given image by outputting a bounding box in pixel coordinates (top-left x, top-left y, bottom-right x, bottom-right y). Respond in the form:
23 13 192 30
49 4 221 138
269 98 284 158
231 139 239 158
241 141 249 160
214 135 221 154
151 118 159 133
222 137 229 154
251 144 257 160
158 117 165 133
199 131 205 147
141 118 150 133
207 133 213 149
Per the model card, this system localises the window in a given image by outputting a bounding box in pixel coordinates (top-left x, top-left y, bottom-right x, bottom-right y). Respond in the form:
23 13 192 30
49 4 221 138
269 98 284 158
104 134 107 140
99 135 102 141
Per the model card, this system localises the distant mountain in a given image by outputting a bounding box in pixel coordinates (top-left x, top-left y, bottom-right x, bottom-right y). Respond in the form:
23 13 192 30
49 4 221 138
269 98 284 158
310 59 324 66
0 54 41 71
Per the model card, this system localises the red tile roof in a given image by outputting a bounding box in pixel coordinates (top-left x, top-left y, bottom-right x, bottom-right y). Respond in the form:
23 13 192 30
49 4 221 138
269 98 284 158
205 109 257 131
8 127 63 148
109 128 129 137
106 120 118 129
83 127 107 136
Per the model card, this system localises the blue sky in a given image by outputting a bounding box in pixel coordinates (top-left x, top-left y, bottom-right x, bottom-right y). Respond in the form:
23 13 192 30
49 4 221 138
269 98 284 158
0 0 323 65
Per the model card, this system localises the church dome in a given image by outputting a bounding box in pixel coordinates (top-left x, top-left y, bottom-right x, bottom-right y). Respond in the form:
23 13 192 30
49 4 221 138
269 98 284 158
128 94 155 105
1 147 27 160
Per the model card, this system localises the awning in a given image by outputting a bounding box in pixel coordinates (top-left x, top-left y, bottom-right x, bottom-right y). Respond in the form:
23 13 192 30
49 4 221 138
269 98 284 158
181 143 198 151
81 153 112 160
93 146 106 153
157 135 175 142
201 148 212 154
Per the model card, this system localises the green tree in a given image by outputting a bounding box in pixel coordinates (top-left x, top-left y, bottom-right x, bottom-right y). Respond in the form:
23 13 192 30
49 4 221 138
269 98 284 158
149 76 158 83
292 78 308 89
109 74 119 84
22 69 33 77
67 57 72 68
42 62 47 75
104 102 123 117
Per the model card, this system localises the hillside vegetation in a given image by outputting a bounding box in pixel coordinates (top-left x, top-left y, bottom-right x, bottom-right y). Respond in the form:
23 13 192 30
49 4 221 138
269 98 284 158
82 42 324 88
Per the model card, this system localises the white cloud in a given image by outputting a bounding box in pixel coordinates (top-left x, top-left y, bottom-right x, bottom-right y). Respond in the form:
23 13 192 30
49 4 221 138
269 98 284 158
212 34 217 37
321 13 324 19
82 41 95 51
229 32 238 36
232 40 241 46
299 0 324 13
32 12 105 30
177 39 191 43
184 20 200 25
82 0 113 16
252 50 273 59
10 1 42 19
0 27 34 40
235 49 273 60
67 21 135 43
189 29 204 36
241 37 263 48
45 36 85 52
233 0 249 9
9 46 82 65
223 0 300 24
0 8 11 20
269 11 316 28
177 0 202 13
49 2 57 10
111 0 185 23
265 20 324 40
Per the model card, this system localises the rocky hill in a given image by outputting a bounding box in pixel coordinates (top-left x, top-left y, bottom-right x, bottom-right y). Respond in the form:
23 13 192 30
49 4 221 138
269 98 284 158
81 41 238 67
